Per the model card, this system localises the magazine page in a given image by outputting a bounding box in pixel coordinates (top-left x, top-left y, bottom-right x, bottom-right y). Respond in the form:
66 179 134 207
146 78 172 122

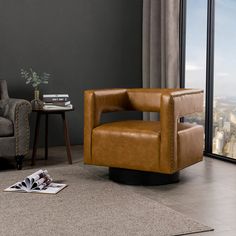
31 183 67 194
4 182 27 192
31 175 52 189
4 169 67 194
20 170 50 190
23 169 47 189
4 182 67 194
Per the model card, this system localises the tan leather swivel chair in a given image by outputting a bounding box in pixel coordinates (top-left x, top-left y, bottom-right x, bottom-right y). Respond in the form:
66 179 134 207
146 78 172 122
84 88 204 185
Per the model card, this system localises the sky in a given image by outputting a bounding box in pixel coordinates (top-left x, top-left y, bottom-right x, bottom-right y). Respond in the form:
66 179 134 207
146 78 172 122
185 0 236 97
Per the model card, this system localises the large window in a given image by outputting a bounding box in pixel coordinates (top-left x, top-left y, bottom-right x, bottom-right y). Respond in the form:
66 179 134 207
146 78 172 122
185 0 207 127
184 0 236 161
212 0 236 158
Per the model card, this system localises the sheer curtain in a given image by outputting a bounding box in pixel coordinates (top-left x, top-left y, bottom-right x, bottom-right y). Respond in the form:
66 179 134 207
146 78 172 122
142 0 180 120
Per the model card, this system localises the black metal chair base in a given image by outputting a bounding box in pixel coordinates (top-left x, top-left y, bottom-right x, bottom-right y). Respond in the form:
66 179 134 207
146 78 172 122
109 167 180 186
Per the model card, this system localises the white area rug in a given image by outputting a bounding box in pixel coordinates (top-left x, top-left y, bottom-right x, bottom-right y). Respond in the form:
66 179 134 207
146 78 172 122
0 164 213 236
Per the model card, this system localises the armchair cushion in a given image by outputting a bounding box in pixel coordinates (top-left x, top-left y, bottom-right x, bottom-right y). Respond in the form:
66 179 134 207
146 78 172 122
92 120 203 173
0 98 31 156
92 120 161 172
0 101 6 117
0 117 13 137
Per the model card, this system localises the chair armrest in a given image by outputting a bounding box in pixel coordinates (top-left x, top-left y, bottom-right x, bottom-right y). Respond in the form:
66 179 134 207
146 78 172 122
0 80 9 99
2 98 32 156
83 89 129 163
160 89 204 173
169 89 204 117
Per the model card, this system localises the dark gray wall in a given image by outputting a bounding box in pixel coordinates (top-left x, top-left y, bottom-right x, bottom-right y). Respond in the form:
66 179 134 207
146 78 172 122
0 0 142 146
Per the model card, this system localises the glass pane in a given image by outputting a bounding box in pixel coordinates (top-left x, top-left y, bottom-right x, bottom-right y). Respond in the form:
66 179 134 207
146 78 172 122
185 0 207 127
213 0 236 158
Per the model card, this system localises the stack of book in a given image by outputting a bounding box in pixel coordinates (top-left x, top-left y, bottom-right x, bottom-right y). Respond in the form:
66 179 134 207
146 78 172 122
43 94 73 110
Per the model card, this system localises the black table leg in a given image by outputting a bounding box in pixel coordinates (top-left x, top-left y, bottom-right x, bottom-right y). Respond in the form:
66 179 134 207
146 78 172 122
45 113 48 160
31 113 41 166
61 112 72 164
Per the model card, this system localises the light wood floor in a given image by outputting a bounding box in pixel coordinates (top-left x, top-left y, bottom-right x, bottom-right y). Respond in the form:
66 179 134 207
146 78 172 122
1 145 236 235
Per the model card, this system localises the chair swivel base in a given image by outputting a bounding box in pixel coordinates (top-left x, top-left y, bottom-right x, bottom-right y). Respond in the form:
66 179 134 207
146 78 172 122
109 167 179 186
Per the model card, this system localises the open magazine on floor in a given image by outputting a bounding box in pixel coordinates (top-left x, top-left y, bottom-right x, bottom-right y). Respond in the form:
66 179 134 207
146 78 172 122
4 170 67 194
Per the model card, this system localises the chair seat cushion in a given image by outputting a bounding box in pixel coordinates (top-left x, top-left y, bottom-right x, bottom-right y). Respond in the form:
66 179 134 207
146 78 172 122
92 120 161 172
0 116 13 137
92 120 202 172
95 120 161 134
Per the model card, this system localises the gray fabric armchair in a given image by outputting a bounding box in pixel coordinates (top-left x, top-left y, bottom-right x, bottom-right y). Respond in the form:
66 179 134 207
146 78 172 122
0 80 31 169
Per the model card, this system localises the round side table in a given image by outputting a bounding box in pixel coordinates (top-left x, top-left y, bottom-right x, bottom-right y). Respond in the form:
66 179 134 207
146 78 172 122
31 108 74 166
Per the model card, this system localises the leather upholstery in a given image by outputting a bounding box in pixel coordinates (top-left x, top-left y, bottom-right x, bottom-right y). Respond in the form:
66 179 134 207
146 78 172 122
177 123 204 169
93 120 161 172
84 88 204 174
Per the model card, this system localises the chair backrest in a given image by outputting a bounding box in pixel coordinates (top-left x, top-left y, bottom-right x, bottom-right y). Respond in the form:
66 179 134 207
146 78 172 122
127 89 162 112
0 80 9 100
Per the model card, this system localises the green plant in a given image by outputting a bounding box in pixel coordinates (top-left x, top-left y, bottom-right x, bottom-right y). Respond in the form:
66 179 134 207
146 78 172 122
20 68 50 90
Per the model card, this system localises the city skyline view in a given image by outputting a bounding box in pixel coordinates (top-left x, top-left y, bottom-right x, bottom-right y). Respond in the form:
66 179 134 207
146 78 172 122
185 0 236 159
